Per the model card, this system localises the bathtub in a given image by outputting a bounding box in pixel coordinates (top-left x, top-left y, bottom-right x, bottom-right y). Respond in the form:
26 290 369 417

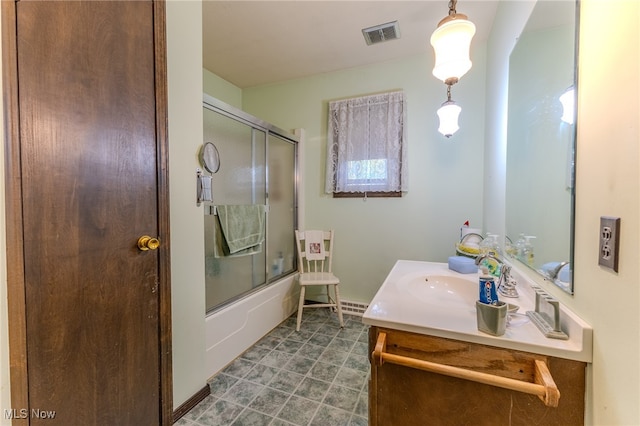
205 274 299 377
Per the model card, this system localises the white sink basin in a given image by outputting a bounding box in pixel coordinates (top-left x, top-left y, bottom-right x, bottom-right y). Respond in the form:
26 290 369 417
396 273 476 308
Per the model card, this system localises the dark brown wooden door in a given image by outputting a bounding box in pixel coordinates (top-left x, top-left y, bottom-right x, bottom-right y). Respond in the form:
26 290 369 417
4 1 171 425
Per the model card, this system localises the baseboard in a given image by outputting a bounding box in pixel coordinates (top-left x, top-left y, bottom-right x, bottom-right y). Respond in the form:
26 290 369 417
305 298 369 317
340 299 369 316
172 384 210 423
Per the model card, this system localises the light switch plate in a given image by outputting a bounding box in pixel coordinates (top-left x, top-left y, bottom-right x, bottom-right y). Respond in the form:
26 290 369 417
599 216 620 272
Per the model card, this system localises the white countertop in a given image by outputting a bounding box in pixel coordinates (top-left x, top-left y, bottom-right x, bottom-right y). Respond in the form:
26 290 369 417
362 260 593 363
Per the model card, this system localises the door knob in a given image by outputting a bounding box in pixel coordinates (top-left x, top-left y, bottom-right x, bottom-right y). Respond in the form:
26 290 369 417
137 235 160 251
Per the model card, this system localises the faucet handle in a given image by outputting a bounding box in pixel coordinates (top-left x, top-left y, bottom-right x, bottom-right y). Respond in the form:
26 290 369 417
497 265 519 298
501 264 512 277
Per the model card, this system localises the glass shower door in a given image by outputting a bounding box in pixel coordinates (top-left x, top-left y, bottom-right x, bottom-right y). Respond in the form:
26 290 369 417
203 99 298 314
267 133 297 279
204 107 267 311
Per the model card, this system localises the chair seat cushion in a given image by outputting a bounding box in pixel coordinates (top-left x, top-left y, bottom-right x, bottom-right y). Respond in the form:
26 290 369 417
299 272 340 285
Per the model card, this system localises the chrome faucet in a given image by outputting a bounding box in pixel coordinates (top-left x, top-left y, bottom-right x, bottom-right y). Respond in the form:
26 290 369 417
475 253 519 298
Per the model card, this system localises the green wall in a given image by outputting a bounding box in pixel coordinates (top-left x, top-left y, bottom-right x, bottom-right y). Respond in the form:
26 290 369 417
203 68 242 109
557 1 640 424
166 1 207 407
239 51 487 303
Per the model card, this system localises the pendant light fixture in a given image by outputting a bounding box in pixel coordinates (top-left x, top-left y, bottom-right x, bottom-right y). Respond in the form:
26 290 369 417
431 0 474 138
430 0 476 85
437 84 461 138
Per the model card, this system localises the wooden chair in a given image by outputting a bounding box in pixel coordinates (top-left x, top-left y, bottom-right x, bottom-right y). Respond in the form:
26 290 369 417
294 230 344 331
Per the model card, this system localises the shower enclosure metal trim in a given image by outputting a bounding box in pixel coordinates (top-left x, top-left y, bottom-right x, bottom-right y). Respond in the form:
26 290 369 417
203 95 298 144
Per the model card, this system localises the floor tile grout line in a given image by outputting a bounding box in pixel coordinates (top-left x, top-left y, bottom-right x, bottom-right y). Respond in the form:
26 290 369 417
284 314 352 424
237 344 310 424
200 312 368 425
308 320 363 423
288 316 341 426
252 316 338 425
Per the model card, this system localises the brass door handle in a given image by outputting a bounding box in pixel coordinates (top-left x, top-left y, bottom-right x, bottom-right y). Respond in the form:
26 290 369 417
137 236 160 251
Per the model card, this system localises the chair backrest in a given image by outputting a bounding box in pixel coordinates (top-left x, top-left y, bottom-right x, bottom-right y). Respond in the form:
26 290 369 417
295 230 334 274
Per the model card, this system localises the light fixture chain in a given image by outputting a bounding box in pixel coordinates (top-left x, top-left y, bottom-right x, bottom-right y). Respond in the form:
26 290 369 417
448 0 457 16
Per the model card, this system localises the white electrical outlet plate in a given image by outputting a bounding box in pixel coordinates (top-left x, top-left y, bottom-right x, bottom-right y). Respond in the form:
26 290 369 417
599 216 620 272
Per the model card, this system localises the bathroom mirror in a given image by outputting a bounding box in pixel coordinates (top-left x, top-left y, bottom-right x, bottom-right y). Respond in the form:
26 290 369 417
200 142 221 173
505 0 579 294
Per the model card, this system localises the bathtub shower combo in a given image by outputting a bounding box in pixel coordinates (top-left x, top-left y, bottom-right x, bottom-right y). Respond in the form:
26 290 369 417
203 95 301 376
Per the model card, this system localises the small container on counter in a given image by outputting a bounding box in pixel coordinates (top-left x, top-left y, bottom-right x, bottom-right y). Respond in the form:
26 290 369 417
476 300 508 336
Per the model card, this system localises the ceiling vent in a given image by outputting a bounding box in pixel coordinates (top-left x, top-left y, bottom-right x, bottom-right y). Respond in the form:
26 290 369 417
362 21 400 45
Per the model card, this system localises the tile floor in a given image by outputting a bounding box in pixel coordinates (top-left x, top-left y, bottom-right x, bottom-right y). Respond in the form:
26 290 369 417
176 309 370 426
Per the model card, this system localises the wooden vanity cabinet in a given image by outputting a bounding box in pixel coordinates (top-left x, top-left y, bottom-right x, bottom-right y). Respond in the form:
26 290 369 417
368 326 586 426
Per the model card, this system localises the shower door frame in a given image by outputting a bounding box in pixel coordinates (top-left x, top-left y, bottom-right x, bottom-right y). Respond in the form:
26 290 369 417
203 95 300 313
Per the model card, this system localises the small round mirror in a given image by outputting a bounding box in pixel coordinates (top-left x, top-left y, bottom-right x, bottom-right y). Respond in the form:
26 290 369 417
200 142 220 173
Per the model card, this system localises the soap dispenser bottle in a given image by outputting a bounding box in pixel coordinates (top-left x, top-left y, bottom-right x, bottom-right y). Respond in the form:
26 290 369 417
488 234 501 256
514 234 526 262
479 235 492 257
523 236 536 266
277 251 284 274
479 234 501 277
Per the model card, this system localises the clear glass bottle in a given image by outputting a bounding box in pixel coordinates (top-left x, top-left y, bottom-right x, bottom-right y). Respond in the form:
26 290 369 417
514 233 526 262
479 234 501 277
523 236 536 267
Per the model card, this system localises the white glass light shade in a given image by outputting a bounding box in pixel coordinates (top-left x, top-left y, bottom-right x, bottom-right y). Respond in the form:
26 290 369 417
430 17 476 84
559 87 575 124
437 101 462 138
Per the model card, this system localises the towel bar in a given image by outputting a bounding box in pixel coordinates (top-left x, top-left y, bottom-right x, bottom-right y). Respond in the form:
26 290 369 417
211 204 269 216
372 332 560 407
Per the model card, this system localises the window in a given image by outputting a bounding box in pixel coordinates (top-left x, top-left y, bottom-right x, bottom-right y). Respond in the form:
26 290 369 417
325 91 407 196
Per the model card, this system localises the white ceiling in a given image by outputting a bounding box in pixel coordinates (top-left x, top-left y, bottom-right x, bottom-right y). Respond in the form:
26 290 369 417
202 1 500 88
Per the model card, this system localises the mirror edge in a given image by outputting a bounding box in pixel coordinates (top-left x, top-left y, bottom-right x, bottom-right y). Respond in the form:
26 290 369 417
566 0 581 295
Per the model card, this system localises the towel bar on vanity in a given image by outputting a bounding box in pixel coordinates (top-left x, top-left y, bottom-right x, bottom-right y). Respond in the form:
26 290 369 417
372 332 560 407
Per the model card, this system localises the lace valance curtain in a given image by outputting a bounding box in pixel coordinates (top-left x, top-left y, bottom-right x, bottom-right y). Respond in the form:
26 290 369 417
325 91 407 194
